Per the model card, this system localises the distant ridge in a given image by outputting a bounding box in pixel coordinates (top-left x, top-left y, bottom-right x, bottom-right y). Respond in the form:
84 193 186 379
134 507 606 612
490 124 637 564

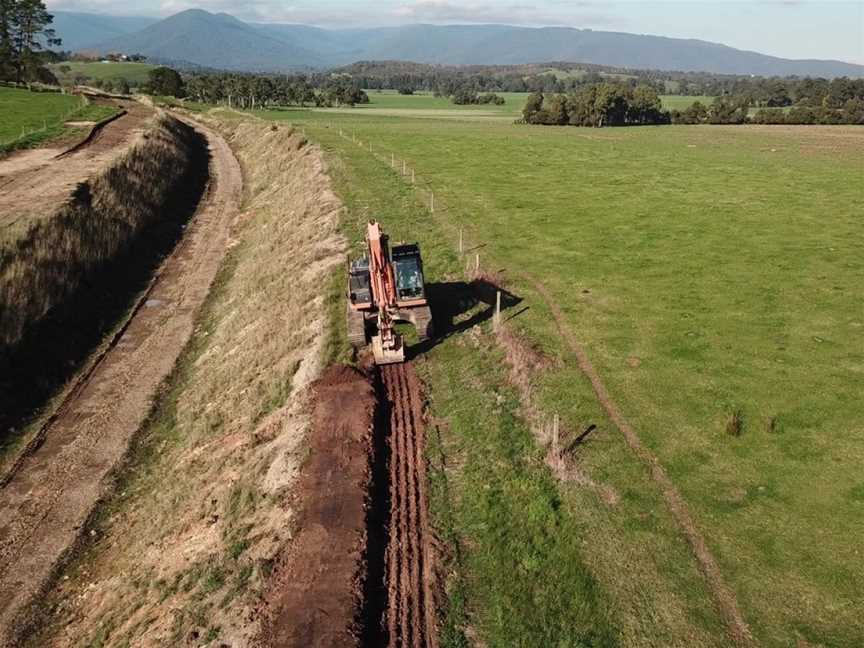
50 11 157 52
52 9 864 77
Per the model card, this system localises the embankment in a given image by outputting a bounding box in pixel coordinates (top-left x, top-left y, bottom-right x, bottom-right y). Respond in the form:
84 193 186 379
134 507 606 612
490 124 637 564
0 113 209 437
22 119 346 647
0 116 239 647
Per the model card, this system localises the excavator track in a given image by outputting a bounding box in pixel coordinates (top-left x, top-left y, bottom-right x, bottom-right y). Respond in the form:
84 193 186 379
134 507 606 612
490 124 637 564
381 362 438 648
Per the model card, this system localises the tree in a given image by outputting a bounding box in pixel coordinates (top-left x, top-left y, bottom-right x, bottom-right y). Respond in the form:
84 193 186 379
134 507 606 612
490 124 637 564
628 84 664 124
451 86 478 105
545 93 568 125
0 0 15 80
9 0 59 83
147 66 184 97
116 77 130 94
522 91 543 123
0 0 60 83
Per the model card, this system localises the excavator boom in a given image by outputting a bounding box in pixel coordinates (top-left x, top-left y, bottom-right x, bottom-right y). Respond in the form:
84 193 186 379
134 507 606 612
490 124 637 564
366 222 405 364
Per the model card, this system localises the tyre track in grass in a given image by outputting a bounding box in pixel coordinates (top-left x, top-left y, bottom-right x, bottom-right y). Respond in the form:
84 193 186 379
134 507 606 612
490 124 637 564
526 274 755 647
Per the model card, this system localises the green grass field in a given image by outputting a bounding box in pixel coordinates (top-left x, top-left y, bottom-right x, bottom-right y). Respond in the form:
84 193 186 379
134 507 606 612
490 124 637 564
0 87 119 153
48 61 156 85
659 94 715 110
0 86 84 142
261 103 864 647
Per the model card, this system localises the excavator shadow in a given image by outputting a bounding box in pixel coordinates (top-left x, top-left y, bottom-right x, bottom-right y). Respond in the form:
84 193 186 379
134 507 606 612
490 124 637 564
407 278 524 359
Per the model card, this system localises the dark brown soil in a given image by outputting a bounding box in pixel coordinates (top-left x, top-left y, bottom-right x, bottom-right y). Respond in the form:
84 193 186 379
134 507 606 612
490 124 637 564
259 365 376 648
381 362 438 648
260 361 439 648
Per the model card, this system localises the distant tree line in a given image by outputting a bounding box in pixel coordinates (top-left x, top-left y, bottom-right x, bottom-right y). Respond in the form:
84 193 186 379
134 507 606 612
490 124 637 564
340 60 669 96
669 86 864 125
522 84 669 127
181 72 370 108
50 51 147 63
0 0 59 84
524 81 864 127
659 73 864 105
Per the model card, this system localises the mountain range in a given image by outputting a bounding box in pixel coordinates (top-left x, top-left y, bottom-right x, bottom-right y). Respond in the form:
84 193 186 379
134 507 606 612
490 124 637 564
51 9 864 78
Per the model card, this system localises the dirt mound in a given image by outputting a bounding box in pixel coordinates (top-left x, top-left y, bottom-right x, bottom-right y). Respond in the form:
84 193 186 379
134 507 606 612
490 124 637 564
259 365 375 648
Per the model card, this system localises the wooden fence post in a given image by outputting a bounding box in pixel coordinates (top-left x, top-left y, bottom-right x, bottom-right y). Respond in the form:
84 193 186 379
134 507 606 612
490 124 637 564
430 192 435 213
411 168 415 184
494 290 501 331
458 228 463 254
553 414 560 471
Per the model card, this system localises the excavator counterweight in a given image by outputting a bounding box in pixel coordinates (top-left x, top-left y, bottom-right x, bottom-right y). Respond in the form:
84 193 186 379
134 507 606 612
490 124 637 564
347 221 433 364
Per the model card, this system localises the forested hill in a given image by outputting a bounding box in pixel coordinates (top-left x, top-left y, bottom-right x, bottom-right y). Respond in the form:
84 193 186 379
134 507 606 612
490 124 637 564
53 9 864 78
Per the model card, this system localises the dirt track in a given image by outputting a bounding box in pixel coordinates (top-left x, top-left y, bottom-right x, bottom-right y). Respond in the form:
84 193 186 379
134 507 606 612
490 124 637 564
0 100 153 231
382 363 438 648
0 116 241 645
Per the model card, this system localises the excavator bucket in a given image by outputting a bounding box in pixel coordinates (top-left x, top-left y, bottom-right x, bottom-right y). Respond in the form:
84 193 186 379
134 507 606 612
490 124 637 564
371 333 405 365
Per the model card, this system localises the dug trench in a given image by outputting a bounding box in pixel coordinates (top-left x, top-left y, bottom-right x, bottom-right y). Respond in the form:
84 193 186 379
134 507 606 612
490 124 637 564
260 361 438 648
261 277 511 648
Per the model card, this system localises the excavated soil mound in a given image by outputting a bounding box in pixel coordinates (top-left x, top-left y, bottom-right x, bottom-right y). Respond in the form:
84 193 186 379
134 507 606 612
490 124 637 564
260 365 376 648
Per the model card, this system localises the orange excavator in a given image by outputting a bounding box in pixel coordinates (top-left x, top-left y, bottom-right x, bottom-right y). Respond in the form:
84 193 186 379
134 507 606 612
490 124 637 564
347 221 433 364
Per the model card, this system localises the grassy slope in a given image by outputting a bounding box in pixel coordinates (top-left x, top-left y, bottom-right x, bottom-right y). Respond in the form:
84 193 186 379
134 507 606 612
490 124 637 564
659 94 715 110
263 107 864 647
48 61 156 84
25 120 344 646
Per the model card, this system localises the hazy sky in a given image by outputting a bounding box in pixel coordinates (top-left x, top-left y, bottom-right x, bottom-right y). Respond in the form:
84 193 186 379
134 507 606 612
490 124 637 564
47 0 864 64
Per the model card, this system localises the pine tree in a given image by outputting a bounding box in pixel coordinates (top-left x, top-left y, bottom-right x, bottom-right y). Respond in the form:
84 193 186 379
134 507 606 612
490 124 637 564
0 0 59 83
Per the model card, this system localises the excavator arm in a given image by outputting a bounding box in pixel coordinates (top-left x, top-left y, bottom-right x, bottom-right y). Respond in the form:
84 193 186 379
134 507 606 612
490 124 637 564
366 221 405 364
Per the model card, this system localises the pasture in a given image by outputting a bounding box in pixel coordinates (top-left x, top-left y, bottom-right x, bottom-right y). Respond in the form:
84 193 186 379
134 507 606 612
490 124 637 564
0 87 118 152
0 86 83 144
262 102 864 647
48 61 156 85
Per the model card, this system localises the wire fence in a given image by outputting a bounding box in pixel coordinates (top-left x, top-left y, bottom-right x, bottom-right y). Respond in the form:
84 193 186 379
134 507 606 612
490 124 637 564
325 122 585 472
1 93 89 150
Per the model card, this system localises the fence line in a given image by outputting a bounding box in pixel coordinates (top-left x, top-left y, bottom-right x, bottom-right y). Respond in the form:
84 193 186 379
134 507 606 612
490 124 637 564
1 94 89 149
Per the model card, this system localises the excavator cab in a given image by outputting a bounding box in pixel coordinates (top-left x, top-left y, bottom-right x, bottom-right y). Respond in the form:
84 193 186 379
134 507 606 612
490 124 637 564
392 244 426 301
348 257 372 307
347 222 433 365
